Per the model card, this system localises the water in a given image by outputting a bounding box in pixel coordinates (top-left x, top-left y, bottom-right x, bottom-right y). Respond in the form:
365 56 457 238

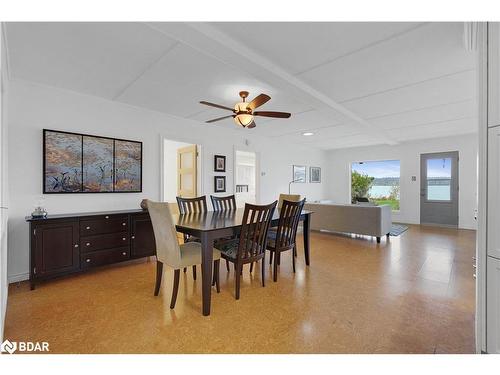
369 185 451 200
369 185 393 198
427 185 451 200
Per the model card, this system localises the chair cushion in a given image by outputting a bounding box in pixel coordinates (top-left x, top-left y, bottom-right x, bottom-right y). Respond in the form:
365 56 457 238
215 239 239 259
179 242 221 267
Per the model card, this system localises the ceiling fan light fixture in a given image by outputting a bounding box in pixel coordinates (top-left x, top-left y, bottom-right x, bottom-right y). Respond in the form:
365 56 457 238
234 113 254 127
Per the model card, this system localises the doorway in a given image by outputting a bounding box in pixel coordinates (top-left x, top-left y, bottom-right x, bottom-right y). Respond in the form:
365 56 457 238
420 151 459 227
234 150 257 207
162 138 202 203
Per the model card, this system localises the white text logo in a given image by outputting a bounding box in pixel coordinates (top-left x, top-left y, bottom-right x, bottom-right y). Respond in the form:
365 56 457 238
1 340 49 354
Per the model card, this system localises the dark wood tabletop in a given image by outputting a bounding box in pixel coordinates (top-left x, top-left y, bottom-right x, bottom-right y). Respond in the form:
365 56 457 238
173 208 313 232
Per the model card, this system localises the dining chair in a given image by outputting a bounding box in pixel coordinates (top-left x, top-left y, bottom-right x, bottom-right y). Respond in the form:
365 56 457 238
210 194 237 272
147 200 221 308
271 194 302 260
278 194 301 210
215 201 277 299
176 196 208 279
267 198 306 282
210 194 237 211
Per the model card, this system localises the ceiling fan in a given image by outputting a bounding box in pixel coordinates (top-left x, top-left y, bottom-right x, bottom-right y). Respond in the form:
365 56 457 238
200 91 291 129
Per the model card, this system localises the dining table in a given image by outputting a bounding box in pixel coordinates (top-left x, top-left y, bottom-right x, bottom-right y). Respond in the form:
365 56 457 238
173 208 313 316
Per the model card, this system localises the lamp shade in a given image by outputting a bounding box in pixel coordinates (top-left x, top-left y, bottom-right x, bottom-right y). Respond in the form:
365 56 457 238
234 101 253 127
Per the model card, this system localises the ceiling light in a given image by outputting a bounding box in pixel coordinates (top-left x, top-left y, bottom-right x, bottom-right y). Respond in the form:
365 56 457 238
233 101 254 127
234 114 254 127
302 132 314 136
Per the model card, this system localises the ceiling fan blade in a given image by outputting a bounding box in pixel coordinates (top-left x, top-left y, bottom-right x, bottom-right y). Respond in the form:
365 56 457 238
247 120 256 128
206 115 235 123
253 111 291 118
199 101 234 112
246 94 271 110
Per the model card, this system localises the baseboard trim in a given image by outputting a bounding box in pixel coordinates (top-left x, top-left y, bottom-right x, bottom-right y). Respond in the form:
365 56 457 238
8 272 29 283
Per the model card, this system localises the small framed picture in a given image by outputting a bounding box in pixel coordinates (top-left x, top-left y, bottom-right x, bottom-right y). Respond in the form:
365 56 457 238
292 165 306 183
214 155 226 172
310 167 321 183
214 176 226 192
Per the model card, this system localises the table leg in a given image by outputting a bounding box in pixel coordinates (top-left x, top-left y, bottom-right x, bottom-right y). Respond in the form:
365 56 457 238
200 232 213 316
303 214 310 266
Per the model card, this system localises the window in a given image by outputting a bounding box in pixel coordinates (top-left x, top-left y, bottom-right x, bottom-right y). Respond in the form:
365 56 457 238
426 157 452 201
351 160 400 211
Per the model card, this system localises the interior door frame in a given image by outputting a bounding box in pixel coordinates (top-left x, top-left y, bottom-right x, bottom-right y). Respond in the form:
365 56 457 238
233 146 260 205
160 135 204 202
419 151 459 227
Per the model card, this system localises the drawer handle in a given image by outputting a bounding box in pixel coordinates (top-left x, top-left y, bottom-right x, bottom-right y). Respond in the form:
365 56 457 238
122 222 126 226
74 244 79 248
86 258 91 263
131 235 135 239
122 237 126 241
86 226 90 230
86 242 91 247
122 252 127 256
105 216 109 219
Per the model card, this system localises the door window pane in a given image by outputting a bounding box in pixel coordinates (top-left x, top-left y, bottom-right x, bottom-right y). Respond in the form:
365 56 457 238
426 158 451 201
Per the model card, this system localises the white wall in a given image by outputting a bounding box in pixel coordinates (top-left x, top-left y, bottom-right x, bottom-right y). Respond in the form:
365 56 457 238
1 23 10 340
325 135 478 229
7 80 329 282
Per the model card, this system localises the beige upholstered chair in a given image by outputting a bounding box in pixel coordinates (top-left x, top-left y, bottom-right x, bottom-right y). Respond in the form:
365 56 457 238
146 200 221 309
278 194 301 209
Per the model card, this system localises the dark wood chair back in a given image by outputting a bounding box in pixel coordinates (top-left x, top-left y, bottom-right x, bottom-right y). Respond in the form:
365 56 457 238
275 198 306 251
237 201 277 262
176 196 208 214
211 195 237 211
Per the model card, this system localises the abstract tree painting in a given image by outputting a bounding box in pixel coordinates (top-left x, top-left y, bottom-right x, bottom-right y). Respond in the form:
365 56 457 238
83 136 113 192
43 130 142 193
44 131 82 192
114 140 142 192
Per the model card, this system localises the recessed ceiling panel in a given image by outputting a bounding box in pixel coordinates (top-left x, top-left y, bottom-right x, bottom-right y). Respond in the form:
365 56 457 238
118 43 312 118
371 99 476 130
343 70 475 119
6 22 177 99
391 117 477 142
300 23 475 102
212 22 423 74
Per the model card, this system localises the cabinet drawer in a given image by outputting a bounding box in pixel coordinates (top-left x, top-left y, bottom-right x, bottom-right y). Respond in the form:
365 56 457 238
81 247 130 269
80 215 128 236
80 232 129 253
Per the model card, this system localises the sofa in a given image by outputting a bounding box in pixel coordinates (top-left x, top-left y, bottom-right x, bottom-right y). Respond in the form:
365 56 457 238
303 202 392 243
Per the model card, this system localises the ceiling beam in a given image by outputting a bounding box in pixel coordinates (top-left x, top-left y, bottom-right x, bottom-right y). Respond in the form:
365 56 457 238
145 22 398 145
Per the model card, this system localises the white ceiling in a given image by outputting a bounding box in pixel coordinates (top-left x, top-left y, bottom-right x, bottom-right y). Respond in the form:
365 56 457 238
3 22 477 150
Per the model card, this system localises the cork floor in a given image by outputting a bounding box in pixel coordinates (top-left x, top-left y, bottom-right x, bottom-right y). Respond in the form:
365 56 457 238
4 225 476 353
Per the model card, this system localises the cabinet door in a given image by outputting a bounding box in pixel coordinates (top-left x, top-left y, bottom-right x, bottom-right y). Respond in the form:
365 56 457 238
489 23 500 127
488 127 500 258
33 220 80 278
487 256 500 353
130 214 156 258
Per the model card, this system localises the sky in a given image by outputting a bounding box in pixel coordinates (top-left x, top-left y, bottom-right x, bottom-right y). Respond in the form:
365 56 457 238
426 158 452 178
352 160 400 178
351 158 452 179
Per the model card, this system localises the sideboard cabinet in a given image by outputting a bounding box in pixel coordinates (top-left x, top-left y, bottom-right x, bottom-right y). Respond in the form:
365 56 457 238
27 209 155 289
